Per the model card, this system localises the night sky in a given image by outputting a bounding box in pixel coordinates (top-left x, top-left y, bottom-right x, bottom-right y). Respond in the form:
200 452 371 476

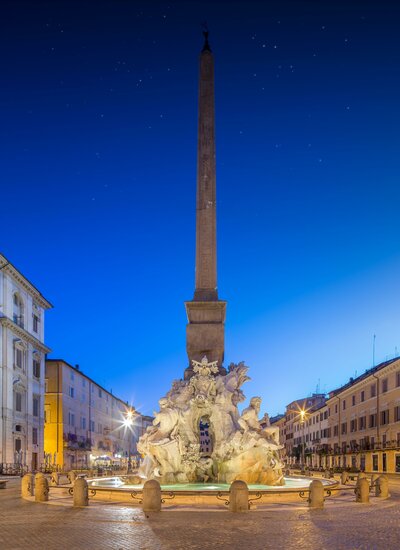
2 1 400 416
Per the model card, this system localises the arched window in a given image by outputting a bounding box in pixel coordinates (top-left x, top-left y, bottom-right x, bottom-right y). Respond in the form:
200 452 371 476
13 293 24 328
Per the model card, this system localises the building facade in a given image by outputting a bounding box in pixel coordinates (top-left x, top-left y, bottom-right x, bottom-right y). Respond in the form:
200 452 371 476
44 359 151 471
275 358 400 474
0 254 52 472
325 358 400 474
283 394 326 464
292 403 329 469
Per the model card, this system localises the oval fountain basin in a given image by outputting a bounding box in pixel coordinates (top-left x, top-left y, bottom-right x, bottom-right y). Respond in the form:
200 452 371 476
89 476 334 492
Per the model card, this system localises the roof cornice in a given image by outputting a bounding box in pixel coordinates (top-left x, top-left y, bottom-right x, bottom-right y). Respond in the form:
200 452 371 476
0 254 53 309
0 316 51 353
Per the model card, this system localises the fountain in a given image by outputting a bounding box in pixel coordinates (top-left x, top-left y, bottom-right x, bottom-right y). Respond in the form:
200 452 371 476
136 357 284 486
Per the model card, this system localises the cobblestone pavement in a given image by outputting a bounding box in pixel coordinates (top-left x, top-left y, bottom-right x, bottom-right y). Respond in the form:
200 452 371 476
1 478 400 549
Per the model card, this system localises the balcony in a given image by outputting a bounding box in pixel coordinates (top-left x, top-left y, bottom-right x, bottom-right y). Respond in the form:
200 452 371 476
63 432 91 451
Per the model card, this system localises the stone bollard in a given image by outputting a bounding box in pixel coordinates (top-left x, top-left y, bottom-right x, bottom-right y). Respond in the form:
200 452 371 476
73 477 89 507
341 471 349 485
324 469 330 479
142 480 161 513
309 480 324 509
35 473 49 502
229 480 249 513
68 471 76 484
50 472 60 486
357 472 367 482
21 473 34 497
376 476 390 499
355 477 369 503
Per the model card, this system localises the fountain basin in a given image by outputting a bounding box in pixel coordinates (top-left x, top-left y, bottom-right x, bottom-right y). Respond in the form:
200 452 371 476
85 476 338 506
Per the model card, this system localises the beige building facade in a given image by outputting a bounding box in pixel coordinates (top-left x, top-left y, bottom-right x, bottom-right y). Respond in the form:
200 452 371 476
325 358 400 474
44 359 152 471
278 358 400 474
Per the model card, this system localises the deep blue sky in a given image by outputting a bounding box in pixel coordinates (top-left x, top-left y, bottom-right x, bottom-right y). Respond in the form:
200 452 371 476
2 0 400 416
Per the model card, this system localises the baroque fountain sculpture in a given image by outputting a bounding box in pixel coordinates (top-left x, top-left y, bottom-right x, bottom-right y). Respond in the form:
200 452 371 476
137 357 284 486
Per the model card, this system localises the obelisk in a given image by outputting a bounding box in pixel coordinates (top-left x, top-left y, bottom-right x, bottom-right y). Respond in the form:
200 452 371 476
184 32 227 380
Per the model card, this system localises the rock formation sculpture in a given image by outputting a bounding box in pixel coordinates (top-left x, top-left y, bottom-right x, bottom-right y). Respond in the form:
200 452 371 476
137 357 284 486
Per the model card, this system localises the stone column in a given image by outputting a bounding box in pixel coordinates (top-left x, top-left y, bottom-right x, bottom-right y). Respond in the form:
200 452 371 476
355 477 369 503
184 33 227 377
68 471 76 484
341 471 349 485
35 473 49 502
309 480 324 509
21 473 34 497
229 480 249 513
73 477 89 507
194 34 217 302
142 480 161 512
376 475 389 499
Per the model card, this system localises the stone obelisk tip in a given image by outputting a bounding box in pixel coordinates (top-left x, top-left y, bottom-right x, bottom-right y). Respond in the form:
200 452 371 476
202 30 211 53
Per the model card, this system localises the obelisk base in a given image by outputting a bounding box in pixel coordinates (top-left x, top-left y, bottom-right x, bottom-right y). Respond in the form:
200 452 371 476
184 300 227 379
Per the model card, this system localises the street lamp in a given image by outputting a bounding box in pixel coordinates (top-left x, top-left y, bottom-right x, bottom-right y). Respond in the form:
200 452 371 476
123 408 136 474
299 409 306 471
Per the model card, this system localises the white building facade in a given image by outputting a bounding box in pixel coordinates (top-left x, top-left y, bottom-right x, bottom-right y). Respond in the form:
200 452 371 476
0 254 52 472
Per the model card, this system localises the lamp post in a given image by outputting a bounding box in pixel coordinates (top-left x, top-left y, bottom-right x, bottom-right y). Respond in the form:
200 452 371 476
299 409 306 471
123 408 136 474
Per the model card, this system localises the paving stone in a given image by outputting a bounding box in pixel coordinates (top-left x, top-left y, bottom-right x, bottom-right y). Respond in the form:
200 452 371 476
0 478 400 549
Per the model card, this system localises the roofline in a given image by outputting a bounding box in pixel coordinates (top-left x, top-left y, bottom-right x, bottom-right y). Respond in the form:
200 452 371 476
46 358 143 414
0 253 53 309
328 357 400 398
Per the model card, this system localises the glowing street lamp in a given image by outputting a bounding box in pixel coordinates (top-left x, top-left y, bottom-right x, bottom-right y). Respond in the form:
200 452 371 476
299 408 308 470
123 407 137 473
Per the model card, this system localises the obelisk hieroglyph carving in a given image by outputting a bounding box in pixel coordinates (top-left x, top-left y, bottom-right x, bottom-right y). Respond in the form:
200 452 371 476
184 32 227 380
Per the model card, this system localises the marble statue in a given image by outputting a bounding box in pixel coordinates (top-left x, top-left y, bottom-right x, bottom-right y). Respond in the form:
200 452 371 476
137 357 284 486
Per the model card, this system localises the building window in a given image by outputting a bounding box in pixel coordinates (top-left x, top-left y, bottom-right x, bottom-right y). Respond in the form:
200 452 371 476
69 386 75 398
32 427 38 445
33 359 41 379
68 412 75 427
13 293 24 328
396 372 400 388
360 391 365 402
381 410 389 425
82 378 86 387
369 414 377 428
80 417 86 430
343 400 346 410
334 425 338 437
33 314 39 333
372 454 379 471
341 422 347 435
14 346 23 370
90 420 95 432
382 378 388 393
359 416 366 430
350 419 357 432
15 392 22 412
33 396 39 417
352 395 356 406
335 404 338 414
98 388 102 398
371 383 376 398
395 406 400 422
